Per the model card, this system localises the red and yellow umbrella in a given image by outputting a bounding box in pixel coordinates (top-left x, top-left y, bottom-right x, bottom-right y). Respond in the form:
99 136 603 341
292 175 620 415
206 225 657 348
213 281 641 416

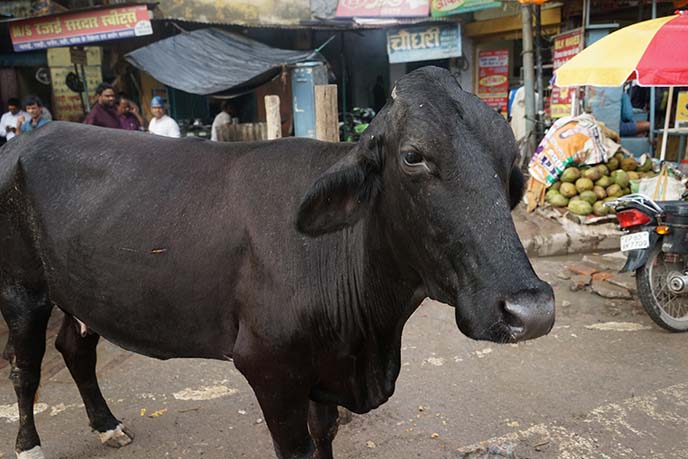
556 11 688 87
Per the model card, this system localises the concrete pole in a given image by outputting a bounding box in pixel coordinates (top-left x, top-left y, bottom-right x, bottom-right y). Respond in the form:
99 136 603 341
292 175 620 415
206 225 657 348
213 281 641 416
264 95 282 140
315 85 339 142
649 0 657 156
534 5 545 144
521 5 537 156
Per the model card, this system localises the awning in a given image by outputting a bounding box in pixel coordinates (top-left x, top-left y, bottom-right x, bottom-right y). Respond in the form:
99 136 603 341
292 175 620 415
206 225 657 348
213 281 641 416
125 28 321 95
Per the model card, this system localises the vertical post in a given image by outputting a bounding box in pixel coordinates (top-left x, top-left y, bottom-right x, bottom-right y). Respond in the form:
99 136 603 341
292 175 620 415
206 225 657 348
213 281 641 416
649 0 657 156
79 63 90 112
521 5 536 156
659 86 674 161
315 84 339 142
534 5 545 144
264 95 282 140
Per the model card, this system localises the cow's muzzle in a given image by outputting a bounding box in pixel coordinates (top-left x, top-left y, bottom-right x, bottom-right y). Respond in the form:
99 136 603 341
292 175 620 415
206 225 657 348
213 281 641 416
502 284 555 342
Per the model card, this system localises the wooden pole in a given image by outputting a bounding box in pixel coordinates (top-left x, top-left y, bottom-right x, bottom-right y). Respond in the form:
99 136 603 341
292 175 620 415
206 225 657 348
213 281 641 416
660 86 674 161
315 84 339 142
264 95 281 140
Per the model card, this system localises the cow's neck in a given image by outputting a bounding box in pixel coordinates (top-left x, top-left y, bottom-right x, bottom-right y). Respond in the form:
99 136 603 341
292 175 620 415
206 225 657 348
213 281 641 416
310 217 424 412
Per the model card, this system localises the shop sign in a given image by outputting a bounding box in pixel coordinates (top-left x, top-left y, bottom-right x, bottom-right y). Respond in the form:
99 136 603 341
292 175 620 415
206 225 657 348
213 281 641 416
431 0 501 17
9 5 152 52
477 49 509 114
550 28 583 118
387 24 461 63
336 0 430 18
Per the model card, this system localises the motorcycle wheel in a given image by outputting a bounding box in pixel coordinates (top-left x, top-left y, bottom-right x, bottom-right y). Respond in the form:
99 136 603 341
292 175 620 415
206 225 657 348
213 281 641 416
636 247 688 332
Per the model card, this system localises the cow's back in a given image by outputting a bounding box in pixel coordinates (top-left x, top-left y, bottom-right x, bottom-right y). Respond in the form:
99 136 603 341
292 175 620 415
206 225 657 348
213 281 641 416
0 122 350 360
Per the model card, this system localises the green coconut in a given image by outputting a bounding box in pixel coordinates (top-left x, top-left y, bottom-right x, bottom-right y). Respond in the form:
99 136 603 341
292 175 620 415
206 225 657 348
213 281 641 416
582 167 602 181
579 190 597 205
606 184 622 197
593 185 607 200
575 177 594 193
560 182 578 198
607 158 619 171
611 170 630 188
568 199 593 216
593 201 609 216
561 167 582 183
549 194 570 207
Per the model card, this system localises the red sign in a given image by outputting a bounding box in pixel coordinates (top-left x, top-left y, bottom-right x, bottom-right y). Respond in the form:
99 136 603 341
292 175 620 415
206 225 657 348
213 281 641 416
336 0 430 17
550 28 583 118
477 49 509 114
10 5 152 52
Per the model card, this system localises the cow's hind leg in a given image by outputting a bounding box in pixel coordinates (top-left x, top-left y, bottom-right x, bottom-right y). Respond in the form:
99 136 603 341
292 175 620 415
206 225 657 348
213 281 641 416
54 315 133 448
0 285 52 459
308 402 339 459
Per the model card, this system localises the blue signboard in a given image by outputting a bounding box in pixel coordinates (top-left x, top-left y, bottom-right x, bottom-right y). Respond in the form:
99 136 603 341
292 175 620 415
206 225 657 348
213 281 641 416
387 24 461 64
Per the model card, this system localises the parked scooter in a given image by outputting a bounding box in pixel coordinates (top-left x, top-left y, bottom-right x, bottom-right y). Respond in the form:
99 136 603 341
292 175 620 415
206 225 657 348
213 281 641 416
606 193 688 331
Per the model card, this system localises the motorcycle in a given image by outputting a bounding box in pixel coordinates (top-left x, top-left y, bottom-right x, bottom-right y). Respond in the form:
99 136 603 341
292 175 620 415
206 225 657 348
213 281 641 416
606 193 688 332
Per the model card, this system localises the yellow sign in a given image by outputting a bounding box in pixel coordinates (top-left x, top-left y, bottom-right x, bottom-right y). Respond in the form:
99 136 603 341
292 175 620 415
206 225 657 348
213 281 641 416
676 91 688 128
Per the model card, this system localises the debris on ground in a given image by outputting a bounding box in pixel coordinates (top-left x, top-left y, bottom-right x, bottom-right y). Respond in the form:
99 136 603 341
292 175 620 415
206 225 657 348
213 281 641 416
566 256 634 300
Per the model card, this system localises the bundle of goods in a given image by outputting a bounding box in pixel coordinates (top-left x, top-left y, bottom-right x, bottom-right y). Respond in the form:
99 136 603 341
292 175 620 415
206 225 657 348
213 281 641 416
544 152 654 216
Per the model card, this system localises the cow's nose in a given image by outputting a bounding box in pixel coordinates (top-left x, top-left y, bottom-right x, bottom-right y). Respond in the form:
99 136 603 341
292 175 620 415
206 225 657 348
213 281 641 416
503 286 555 341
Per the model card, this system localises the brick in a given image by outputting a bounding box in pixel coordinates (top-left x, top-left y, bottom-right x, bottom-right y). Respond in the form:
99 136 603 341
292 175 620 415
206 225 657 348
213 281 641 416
568 262 599 277
591 271 614 282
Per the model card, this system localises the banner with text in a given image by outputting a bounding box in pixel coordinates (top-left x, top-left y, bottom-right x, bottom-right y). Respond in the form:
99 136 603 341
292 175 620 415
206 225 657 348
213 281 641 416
10 5 152 52
387 24 461 64
336 0 430 17
431 0 501 17
550 28 583 118
477 49 509 114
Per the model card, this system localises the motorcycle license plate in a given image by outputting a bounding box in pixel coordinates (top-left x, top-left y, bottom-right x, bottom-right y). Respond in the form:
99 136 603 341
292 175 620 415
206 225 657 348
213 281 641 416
620 231 650 252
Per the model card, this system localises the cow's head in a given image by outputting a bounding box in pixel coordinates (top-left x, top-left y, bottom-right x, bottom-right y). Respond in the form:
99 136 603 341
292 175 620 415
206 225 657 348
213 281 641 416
296 66 554 343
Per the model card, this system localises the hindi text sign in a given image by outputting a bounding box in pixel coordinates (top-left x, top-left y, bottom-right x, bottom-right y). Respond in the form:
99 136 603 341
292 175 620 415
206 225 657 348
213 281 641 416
477 49 509 114
10 5 152 52
550 28 583 118
387 24 461 64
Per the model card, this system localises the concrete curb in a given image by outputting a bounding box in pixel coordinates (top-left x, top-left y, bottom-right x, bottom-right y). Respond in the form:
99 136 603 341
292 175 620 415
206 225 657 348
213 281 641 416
513 205 622 258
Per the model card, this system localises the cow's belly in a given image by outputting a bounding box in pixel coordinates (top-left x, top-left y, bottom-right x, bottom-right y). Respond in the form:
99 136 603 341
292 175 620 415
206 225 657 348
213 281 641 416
43 250 240 361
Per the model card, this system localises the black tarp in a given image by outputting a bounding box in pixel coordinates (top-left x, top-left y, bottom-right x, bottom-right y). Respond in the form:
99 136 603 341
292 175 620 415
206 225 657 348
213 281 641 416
125 28 320 95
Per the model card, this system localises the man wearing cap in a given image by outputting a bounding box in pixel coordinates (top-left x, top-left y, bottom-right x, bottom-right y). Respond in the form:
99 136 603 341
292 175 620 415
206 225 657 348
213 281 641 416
83 82 121 129
148 96 180 138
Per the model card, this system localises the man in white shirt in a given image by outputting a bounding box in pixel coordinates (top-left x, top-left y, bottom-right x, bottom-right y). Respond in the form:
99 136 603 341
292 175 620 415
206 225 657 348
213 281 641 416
148 96 180 138
0 98 28 142
210 100 233 141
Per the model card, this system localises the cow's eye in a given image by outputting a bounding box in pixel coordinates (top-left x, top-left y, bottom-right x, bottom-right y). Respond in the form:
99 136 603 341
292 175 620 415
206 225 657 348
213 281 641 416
403 151 424 166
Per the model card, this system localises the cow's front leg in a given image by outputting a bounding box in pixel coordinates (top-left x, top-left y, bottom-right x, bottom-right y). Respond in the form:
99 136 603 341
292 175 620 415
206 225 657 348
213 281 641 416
308 402 339 459
234 333 314 458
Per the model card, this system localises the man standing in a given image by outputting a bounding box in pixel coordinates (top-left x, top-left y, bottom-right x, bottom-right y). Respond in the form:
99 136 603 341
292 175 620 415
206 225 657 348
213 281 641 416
211 100 233 141
0 98 27 143
148 96 180 138
16 95 50 134
83 82 121 129
117 94 145 131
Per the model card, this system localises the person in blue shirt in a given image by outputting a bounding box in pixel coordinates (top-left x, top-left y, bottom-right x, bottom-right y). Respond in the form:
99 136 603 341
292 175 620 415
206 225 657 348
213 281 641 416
16 95 51 135
620 89 650 137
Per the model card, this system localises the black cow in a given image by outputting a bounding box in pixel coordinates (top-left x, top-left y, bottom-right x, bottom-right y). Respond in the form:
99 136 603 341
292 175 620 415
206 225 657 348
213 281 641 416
0 67 554 459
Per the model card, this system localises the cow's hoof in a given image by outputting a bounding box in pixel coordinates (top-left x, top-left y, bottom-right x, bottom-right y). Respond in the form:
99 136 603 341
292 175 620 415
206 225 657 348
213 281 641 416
99 424 134 448
16 445 45 459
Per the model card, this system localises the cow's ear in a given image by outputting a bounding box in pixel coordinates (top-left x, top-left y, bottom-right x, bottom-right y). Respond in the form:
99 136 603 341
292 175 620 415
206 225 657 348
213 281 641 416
296 135 383 236
509 166 525 210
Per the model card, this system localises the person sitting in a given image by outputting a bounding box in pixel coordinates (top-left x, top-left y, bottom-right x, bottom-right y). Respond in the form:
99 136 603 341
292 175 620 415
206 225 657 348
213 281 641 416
620 89 650 137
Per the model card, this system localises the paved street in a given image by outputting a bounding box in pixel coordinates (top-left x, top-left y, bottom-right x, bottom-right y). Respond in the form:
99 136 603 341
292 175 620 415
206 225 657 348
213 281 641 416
1 253 688 458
